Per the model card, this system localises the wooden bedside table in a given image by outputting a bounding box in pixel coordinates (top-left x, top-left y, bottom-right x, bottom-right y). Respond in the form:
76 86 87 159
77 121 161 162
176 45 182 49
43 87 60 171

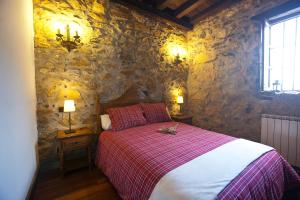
57 127 96 174
171 114 193 125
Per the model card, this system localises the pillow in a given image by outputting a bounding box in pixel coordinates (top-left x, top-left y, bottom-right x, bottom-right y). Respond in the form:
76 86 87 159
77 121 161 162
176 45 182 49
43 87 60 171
140 103 171 123
107 104 147 131
100 114 112 130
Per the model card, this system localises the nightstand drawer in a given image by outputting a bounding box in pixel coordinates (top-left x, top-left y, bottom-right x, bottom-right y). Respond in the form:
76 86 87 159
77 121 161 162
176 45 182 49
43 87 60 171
62 136 91 151
57 127 95 174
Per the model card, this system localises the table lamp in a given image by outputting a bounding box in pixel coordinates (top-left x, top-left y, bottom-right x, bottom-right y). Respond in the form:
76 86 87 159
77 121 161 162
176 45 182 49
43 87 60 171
177 96 184 115
64 100 76 134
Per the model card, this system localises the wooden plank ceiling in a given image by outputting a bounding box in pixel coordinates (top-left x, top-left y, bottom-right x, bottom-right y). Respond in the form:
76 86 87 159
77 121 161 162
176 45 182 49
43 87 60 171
114 0 241 29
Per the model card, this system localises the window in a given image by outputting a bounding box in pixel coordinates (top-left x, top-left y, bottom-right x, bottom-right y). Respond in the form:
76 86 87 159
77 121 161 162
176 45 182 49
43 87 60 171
263 12 300 92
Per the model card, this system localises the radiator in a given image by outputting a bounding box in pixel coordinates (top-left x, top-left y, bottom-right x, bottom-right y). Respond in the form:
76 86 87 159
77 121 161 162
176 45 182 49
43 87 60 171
261 114 300 167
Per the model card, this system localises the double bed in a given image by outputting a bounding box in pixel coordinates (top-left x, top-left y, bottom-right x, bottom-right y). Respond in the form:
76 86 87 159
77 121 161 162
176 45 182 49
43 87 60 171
95 88 300 200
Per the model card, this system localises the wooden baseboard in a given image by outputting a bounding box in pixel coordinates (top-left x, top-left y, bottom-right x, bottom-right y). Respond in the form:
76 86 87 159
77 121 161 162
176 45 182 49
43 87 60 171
25 165 39 200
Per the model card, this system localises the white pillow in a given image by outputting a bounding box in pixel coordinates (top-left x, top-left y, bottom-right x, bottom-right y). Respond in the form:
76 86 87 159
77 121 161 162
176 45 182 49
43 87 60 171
101 114 112 130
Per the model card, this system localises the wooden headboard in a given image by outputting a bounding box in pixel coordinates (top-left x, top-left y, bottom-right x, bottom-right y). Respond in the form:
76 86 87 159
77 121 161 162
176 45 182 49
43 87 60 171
96 86 163 132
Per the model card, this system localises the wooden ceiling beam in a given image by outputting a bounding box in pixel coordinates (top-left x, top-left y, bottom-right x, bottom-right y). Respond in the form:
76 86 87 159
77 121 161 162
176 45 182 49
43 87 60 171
175 0 210 19
114 0 193 29
191 0 240 24
156 0 173 10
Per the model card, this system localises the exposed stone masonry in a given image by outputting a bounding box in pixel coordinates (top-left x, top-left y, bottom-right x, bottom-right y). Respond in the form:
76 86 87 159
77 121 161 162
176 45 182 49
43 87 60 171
34 0 188 161
187 0 300 142
35 0 300 162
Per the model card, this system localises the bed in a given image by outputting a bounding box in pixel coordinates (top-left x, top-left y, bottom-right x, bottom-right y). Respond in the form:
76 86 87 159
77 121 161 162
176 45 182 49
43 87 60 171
95 88 300 200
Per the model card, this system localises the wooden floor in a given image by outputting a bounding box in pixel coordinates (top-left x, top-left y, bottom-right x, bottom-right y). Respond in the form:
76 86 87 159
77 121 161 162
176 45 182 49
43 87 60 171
31 168 120 200
32 167 300 200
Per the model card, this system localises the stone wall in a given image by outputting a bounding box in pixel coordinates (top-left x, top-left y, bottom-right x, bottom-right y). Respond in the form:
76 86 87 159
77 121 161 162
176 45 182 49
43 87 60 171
187 0 300 142
34 0 188 161
35 0 300 162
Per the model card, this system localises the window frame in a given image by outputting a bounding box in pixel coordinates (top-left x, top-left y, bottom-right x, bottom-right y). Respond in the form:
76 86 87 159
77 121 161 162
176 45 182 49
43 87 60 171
263 14 300 93
252 0 300 95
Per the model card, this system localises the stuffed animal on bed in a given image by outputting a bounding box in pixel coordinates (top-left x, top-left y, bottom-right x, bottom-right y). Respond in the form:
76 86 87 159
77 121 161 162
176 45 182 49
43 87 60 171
158 123 179 135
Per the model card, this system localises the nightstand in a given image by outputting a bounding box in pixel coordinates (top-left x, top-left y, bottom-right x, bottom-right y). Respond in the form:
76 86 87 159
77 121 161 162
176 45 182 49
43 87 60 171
171 114 193 125
57 127 96 174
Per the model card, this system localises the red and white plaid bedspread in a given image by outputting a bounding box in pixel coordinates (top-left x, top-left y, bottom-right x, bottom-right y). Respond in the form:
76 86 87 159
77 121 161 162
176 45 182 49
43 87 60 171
96 122 300 200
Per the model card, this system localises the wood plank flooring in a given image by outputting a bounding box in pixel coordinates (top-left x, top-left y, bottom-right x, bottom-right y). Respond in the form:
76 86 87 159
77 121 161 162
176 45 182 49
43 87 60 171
31 168 120 200
31 167 300 200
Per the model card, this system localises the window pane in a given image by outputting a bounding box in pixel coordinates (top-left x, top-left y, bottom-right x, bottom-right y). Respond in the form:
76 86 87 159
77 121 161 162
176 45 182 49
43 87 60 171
282 47 295 90
269 23 284 91
294 17 300 90
270 23 283 48
264 15 300 92
284 18 297 47
294 52 300 90
264 23 271 91
269 48 282 85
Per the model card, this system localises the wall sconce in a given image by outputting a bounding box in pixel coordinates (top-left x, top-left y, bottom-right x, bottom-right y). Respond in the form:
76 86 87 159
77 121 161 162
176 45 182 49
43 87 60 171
56 25 81 52
169 45 187 62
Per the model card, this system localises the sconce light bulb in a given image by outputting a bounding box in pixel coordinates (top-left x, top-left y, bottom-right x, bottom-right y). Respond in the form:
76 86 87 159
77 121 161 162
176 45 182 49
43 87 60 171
66 24 70 41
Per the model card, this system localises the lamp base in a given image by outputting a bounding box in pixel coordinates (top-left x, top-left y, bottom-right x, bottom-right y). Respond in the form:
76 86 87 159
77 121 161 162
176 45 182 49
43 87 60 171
178 104 183 115
64 129 76 134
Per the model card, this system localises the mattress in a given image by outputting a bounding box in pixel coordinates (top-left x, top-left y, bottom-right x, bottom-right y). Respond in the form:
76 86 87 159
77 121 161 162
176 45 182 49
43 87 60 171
96 122 300 200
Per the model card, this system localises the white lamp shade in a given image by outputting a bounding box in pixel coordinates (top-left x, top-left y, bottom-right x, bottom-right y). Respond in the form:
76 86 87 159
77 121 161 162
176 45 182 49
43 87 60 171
64 100 76 112
177 96 184 104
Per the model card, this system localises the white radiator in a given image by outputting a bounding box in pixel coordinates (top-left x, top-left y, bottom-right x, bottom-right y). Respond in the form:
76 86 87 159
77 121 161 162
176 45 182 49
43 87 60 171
261 114 300 167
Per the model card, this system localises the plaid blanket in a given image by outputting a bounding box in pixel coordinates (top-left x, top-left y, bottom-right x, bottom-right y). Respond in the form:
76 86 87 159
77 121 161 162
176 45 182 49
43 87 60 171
96 122 300 200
